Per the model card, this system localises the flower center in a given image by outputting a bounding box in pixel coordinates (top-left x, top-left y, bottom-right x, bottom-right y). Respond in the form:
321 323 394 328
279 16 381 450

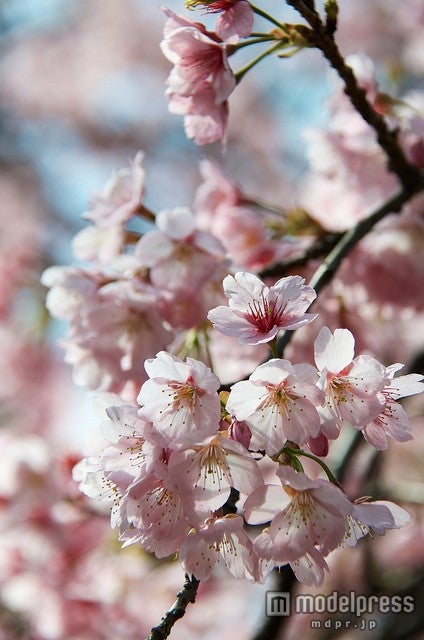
245 293 286 334
169 376 203 410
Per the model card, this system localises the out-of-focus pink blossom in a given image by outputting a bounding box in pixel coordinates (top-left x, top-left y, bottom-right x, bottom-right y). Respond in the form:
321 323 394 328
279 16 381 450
84 151 145 228
207 330 269 384
227 359 324 454
339 197 424 311
208 272 317 344
300 54 399 232
41 265 101 322
194 160 284 270
166 85 231 146
194 158 242 214
43 266 173 394
136 207 226 292
72 224 126 265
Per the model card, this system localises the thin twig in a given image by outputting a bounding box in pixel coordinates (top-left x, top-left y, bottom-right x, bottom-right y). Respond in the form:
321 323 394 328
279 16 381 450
259 232 342 279
285 0 423 191
146 574 200 640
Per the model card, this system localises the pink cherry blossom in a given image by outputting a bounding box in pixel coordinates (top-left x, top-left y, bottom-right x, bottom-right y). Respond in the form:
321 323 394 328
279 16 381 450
215 1 254 40
41 265 101 322
63 279 172 393
119 474 189 557
72 399 165 532
168 87 231 146
244 466 352 586
194 158 243 216
208 272 317 345
360 363 423 449
188 0 254 40
179 514 257 581
83 151 145 228
193 161 284 269
135 207 226 292
161 7 236 145
72 224 126 265
161 9 235 101
138 351 221 448
168 432 264 515
314 326 388 435
344 499 411 546
226 359 324 454
300 54 399 232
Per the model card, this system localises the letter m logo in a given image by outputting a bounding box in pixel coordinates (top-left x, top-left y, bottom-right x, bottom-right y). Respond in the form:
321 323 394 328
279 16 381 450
266 592 290 616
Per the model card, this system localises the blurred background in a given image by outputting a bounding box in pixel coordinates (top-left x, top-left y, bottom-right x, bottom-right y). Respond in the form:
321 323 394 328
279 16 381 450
0 0 423 638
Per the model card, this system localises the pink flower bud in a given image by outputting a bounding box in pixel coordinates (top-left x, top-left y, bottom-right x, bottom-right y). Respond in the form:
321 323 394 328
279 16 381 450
307 432 329 457
228 418 251 449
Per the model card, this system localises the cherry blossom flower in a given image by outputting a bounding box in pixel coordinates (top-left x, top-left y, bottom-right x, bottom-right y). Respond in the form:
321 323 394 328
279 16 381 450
135 207 226 292
208 272 317 345
194 158 243 215
226 359 324 454
63 279 172 393
344 499 411 546
83 151 145 228
41 265 101 322
244 466 353 586
359 363 424 449
72 399 164 529
168 432 264 515
119 474 189 557
138 351 221 449
186 0 254 40
193 161 284 269
72 224 126 265
314 326 388 436
179 514 257 581
168 87 231 147
161 9 235 102
161 8 236 144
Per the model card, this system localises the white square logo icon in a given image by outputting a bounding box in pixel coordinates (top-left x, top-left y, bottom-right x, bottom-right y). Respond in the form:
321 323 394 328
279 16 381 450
266 591 291 616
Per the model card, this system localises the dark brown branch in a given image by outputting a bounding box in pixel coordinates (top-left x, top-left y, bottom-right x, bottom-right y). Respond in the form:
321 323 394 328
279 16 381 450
252 567 297 640
146 574 200 640
285 0 423 191
260 232 342 279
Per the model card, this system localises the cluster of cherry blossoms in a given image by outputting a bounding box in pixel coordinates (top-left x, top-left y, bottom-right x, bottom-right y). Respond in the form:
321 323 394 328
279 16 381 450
70 267 423 587
40 0 424 598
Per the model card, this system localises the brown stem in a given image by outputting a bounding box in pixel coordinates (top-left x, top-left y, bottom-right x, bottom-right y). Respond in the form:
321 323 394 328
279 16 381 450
146 574 200 640
252 567 297 640
259 232 342 279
